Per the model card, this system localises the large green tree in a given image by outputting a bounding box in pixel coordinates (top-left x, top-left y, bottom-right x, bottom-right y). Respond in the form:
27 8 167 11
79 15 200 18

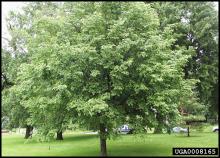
58 2 197 155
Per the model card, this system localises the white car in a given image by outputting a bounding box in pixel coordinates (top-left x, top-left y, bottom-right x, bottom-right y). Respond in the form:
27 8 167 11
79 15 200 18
212 126 218 132
173 127 188 133
118 124 134 134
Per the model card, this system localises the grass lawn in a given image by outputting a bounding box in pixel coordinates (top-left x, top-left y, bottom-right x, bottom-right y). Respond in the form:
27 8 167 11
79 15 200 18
2 131 218 156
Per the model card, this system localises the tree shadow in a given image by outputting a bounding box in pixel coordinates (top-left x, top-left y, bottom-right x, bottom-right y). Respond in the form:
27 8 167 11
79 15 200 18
62 134 98 142
175 134 202 138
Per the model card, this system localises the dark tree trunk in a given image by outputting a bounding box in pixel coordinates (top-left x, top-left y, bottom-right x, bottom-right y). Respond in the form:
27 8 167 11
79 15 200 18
187 127 190 137
154 126 163 134
24 125 33 139
167 127 171 135
205 114 208 123
100 124 107 157
154 113 163 134
56 131 63 140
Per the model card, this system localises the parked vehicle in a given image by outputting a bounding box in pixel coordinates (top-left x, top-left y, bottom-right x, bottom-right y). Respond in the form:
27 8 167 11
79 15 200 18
172 127 188 133
212 126 218 132
118 124 134 134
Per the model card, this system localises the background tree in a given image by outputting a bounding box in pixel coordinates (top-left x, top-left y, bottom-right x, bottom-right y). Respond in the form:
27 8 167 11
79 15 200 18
12 2 76 140
151 2 218 122
2 2 66 139
1 48 33 138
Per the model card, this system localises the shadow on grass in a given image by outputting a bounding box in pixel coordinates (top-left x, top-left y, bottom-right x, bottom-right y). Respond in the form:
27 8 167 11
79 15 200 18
7 134 99 145
62 134 98 142
174 134 203 138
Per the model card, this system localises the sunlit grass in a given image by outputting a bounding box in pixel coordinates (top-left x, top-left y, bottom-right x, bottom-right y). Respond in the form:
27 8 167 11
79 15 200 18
2 131 218 156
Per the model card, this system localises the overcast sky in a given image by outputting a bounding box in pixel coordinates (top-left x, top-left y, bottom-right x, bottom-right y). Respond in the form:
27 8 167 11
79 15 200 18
2 2 27 36
2 2 27 47
1 2 219 47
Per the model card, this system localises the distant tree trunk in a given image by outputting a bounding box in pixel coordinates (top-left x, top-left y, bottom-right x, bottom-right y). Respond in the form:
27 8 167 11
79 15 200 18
187 127 190 137
154 126 163 133
205 114 208 122
56 131 63 140
100 123 107 157
24 125 33 139
167 127 171 135
154 113 163 134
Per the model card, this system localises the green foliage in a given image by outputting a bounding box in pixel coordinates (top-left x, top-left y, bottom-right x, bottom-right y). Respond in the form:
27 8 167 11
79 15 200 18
2 86 29 129
2 2 71 139
151 2 218 118
56 2 199 137
2 2 217 147
2 49 30 130
182 115 206 122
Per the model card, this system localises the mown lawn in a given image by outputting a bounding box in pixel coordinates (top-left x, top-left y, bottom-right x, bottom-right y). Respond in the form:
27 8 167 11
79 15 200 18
2 131 218 156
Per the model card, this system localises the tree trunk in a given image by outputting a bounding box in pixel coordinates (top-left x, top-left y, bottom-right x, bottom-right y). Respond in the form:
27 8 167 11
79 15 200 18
154 126 163 134
205 114 208 123
154 113 163 134
24 125 33 139
56 131 63 140
100 123 107 157
187 127 190 137
167 127 171 135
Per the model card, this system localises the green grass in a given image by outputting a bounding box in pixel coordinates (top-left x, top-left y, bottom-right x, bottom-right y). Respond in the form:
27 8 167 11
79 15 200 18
2 131 218 156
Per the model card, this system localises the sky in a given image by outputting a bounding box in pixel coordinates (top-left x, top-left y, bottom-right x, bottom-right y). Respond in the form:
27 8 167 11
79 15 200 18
2 2 27 35
1 1 219 47
1 2 27 47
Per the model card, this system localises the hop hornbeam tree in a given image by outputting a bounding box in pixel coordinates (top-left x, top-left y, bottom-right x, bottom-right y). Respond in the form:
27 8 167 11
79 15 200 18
55 2 198 156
